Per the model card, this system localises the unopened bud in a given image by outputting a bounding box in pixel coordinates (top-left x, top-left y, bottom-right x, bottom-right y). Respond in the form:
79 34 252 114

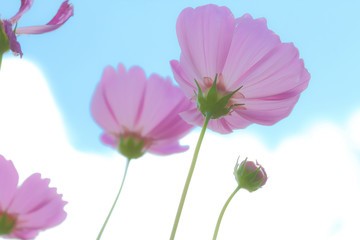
234 158 267 192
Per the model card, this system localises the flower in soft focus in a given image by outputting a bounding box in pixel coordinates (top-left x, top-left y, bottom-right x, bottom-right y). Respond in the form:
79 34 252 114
0 0 74 57
0 155 67 240
171 4 310 133
91 64 194 159
234 158 267 192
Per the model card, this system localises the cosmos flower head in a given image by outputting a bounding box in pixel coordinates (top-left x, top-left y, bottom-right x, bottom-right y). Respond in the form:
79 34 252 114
0 155 67 240
171 4 310 133
0 0 74 57
91 63 194 159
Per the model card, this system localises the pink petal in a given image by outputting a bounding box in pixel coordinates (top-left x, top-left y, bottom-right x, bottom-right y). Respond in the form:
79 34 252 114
7 174 58 215
2 20 23 57
148 141 189 155
100 133 118 148
0 155 19 211
9 0 34 24
103 64 147 133
5 229 39 240
138 74 193 138
222 14 281 90
179 108 233 134
91 66 122 134
15 1 73 35
16 194 66 230
231 42 310 99
170 59 197 98
175 4 235 82
234 95 301 125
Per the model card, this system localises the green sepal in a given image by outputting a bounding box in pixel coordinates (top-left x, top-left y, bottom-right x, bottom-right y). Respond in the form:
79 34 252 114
118 136 146 160
194 74 244 119
0 213 16 235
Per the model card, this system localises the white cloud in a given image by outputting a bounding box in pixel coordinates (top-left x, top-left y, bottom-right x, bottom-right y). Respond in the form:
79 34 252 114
0 59 359 240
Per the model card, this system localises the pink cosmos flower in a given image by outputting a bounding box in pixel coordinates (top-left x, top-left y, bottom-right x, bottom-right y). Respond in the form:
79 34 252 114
91 64 194 158
0 155 66 240
171 4 310 134
0 0 74 57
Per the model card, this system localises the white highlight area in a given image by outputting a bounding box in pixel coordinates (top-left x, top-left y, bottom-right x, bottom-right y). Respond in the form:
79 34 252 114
348 109 360 151
0 59 359 240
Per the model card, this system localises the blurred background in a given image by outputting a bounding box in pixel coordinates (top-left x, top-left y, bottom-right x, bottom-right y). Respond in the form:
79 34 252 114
0 0 359 239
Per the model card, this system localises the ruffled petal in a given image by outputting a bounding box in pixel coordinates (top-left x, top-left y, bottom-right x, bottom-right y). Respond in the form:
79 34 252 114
170 59 198 99
2 20 23 57
91 66 122 134
138 74 193 139
15 193 66 230
7 174 58 214
175 4 235 83
9 0 34 24
222 14 281 90
103 64 147 132
0 155 19 211
234 95 301 125
15 1 73 35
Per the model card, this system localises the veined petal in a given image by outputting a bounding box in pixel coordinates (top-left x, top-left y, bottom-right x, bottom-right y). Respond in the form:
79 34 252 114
238 44 310 98
9 0 34 24
104 64 147 132
0 155 19 211
16 194 66 229
234 95 301 125
2 20 23 57
176 4 235 81
170 59 197 98
139 74 193 137
222 14 281 90
15 0 73 35
91 66 122 134
7 174 59 215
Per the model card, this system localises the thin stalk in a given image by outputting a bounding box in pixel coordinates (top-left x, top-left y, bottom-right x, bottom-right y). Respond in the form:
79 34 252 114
97 158 131 240
212 185 241 240
170 115 211 240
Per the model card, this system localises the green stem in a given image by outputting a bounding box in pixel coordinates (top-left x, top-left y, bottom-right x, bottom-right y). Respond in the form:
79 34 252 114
0 54 3 70
212 185 241 240
170 115 211 240
97 158 131 240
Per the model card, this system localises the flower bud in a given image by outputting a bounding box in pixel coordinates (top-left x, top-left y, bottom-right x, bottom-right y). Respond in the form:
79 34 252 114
234 158 267 192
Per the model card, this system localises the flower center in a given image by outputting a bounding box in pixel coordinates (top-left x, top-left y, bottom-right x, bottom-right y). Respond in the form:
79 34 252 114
118 134 149 160
0 212 16 236
194 74 244 119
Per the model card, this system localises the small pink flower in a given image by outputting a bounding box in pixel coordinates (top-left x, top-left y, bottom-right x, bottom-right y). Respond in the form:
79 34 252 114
91 64 194 158
0 155 66 240
0 0 74 57
171 4 310 133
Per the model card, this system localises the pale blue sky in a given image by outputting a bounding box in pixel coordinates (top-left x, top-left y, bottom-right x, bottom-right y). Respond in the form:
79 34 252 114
2 0 360 152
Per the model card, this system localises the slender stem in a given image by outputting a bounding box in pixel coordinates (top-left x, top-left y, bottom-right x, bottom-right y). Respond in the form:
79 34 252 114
0 54 3 70
170 115 211 240
212 185 241 240
97 158 131 240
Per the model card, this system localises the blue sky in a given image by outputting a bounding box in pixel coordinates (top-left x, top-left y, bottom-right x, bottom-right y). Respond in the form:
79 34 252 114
2 0 360 152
